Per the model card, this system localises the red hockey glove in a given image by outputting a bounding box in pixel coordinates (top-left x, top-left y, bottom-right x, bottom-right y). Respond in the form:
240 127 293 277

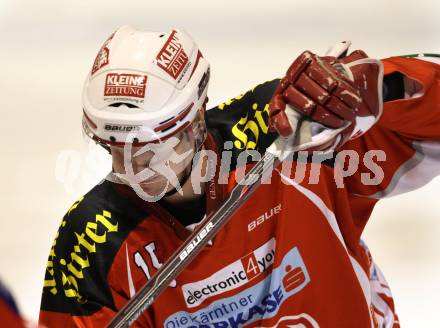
269 42 384 151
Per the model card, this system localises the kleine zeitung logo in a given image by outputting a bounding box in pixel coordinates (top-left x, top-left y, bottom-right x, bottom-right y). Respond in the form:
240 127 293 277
156 30 189 80
104 73 147 99
92 33 114 75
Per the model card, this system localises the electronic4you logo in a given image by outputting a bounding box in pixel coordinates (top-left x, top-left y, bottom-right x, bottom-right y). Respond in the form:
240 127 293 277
165 246 311 328
182 238 276 308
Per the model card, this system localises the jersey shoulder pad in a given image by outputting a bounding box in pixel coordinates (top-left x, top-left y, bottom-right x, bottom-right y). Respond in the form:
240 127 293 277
206 79 280 168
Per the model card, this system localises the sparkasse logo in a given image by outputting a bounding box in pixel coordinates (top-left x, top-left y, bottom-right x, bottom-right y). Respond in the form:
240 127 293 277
104 73 147 98
156 30 189 80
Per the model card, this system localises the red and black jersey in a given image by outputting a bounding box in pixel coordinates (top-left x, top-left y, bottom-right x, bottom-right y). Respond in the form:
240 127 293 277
40 56 440 327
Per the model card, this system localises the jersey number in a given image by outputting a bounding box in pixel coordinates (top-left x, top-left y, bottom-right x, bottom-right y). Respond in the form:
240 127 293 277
134 242 177 288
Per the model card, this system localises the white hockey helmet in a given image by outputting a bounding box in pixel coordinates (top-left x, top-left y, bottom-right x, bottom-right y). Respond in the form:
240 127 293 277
82 26 210 149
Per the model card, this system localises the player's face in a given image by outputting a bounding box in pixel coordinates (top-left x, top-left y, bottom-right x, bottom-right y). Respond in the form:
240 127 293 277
111 129 196 198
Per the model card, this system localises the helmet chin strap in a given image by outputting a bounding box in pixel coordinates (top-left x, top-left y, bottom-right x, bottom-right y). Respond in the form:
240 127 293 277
162 160 194 198
162 120 207 199
162 145 204 199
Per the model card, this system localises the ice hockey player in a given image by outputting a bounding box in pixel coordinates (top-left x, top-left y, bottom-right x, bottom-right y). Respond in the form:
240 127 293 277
0 280 26 328
39 25 440 327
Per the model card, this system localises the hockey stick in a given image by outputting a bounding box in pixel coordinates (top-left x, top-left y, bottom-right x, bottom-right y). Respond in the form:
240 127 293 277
107 113 309 328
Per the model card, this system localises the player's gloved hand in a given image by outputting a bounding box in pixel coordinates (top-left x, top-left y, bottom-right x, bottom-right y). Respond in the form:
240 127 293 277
269 41 384 151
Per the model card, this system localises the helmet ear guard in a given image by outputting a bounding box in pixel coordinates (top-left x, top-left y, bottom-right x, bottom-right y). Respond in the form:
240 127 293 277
82 26 210 148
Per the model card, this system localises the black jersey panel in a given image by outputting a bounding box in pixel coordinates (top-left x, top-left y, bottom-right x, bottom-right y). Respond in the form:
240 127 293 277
40 180 148 315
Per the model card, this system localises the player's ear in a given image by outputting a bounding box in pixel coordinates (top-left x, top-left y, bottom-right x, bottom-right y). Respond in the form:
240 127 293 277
198 104 207 121
203 96 209 111
110 146 124 172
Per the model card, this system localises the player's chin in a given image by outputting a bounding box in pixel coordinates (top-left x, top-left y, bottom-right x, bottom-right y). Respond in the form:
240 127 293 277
138 179 175 199
136 166 190 199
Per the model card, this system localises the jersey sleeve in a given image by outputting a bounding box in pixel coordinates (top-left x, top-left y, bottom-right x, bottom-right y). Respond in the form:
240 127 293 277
342 55 440 201
38 182 151 327
206 56 440 232
39 196 118 327
376 55 440 140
